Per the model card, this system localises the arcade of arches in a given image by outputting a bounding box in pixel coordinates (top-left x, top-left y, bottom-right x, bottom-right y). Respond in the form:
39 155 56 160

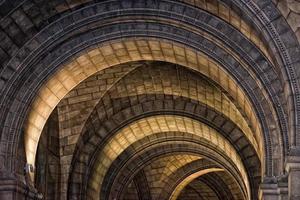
0 0 300 199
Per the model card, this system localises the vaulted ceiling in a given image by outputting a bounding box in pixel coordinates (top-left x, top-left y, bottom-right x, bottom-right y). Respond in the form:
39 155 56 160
0 0 299 200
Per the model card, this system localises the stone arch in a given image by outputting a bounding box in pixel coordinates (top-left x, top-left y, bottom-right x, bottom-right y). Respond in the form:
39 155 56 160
65 62 263 198
72 114 250 199
89 62 260 155
67 95 260 197
0 0 299 199
94 134 247 200
195 172 243 200
28 60 264 199
169 168 224 200
22 36 278 177
132 170 152 200
0 0 290 177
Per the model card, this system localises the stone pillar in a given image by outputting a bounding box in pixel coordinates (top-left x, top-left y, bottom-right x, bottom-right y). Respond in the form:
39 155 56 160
277 175 288 200
286 149 300 200
0 170 42 200
278 187 288 200
259 175 288 200
260 179 279 200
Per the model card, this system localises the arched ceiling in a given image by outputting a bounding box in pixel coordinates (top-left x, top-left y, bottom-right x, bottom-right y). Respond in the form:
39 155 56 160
129 155 243 200
87 115 249 197
175 171 243 200
0 0 299 200
64 61 257 199
26 39 270 174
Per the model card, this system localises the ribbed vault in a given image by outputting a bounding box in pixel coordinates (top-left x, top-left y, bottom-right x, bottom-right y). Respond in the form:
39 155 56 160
0 0 299 200
62 62 262 199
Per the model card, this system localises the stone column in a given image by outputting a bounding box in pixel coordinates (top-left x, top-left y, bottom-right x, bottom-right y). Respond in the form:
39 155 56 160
277 175 288 200
286 148 300 200
260 183 278 200
259 175 288 200
0 170 42 200
260 177 279 200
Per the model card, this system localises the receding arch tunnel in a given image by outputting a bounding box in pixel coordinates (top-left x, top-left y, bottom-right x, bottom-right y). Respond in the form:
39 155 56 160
0 0 300 200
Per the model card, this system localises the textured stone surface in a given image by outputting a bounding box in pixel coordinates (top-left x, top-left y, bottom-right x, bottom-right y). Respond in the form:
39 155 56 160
62 62 260 199
274 0 300 42
37 61 258 199
0 0 299 199
0 1 288 181
25 39 271 174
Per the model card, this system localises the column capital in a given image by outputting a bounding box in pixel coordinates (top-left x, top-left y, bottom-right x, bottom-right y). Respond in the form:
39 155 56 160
259 176 289 200
259 177 279 200
285 147 300 200
285 146 300 172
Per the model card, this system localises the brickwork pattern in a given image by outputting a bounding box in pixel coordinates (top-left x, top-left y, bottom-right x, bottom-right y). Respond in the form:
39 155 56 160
0 0 274 73
274 0 300 41
86 115 249 199
25 40 266 172
28 63 260 199
0 1 288 188
56 63 138 196
0 0 299 199
68 95 260 199
23 44 271 199
143 155 201 200
0 1 296 178
178 179 219 200
204 171 245 200
21 28 284 181
122 181 139 200
35 109 60 200
98 132 248 200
